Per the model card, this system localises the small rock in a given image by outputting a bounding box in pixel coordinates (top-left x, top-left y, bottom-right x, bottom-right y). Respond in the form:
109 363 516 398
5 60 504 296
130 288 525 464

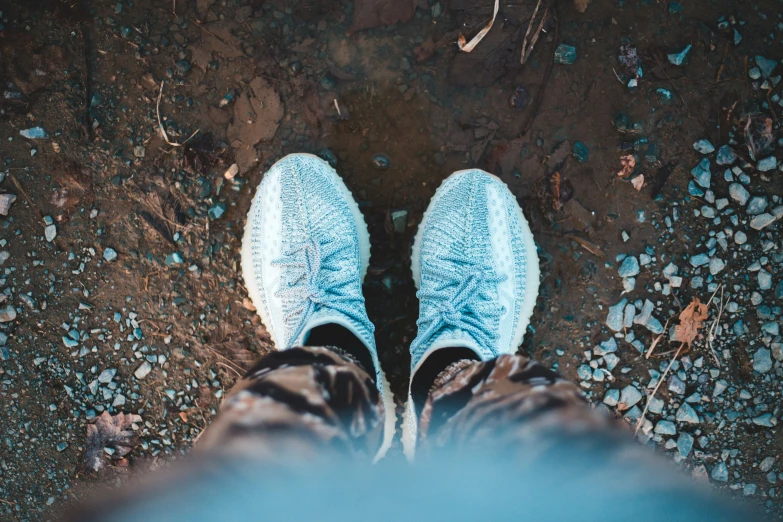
692 139 715 154
734 231 747 245
619 385 643 410
371 154 391 170
0 251 9 265
667 44 691 66
20 127 48 139
134 361 152 380
45 224 57 242
758 270 772 290
690 158 711 188
708 257 725 275
103 248 118 262
618 256 640 277
752 413 776 427
606 298 627 332
677 433 694 457
675 403 700 424
554 44 577 65
715 145 737 165
728 183 749 205
757 157 777 172
224 164 239 180
603 388 619 407
97 368 117 384
668 375 686 395
0 305 17 322
713 380 728 397
655 420 677 435
133 146 145 158
750 213 776 230
391 210 408 234
760 457 776 473
0 194 16 216
711 462 729 482
573 142 589 163
746 196 768 215
689 253 710 267
755 55 778 78
753 348 772 373
208 202 227 220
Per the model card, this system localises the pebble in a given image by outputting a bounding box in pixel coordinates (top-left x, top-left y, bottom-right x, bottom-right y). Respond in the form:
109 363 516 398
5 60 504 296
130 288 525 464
752 413 776 427
692 139 715 154
712 462 729 482
391 210 408 234
573 142 589 163
554 44 577 65
750 213 776 230
577 365 592 380
655 420 677 435
45 224 57 242
689 253 710 267
690 158 711 188
0 193 16 216
708 257 725 275
734 231 747 245
619 385 643 409
20 127 48 139
134 361 152 379
103 248 118 262
208 202 227 220
757 157 777 172
758 270 772 290
755 55 778 78
0 305 17 322
667 44 691 66
713 380 728 397
594 337 617 356
668 375 686 395
753 348 772 373
97 368 116 383
675 403 700 424
605 298 627 332
746 196 768 215
371 154 391 169
603 389 619 407
760 457 776 473
56 442 69 452
728 183 749 205
618 256 640 277
648 396 664 414
715 145 737 165
677 433 694 457
743 484 757 496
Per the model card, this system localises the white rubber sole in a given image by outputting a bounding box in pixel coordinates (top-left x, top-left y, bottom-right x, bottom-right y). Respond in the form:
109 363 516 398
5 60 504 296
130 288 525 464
240 153 396 463
403 169 541 460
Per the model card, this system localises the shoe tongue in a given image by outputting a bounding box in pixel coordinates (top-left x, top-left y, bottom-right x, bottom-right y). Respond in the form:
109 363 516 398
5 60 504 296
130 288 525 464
297 307 376 351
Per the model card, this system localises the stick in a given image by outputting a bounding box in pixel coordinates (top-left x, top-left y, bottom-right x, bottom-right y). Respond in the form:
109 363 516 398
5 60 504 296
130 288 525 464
645 317 671 359
706 285 725 367
634 342 685 435
520 0 542 62
715 41 730 83
521 8 548 65
521 4 558 136
156 82 200 147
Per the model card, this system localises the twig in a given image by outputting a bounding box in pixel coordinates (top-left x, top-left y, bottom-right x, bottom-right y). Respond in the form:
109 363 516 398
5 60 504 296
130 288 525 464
645 317 672 358
156 82 200 147
715 41 730 83
706 285 725 367
521 4 558 136
634 342 685 435
520 0 547 65
611 67 625 85
520 0 542 62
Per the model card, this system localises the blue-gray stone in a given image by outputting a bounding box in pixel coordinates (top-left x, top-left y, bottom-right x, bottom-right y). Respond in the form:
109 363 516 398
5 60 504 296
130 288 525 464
750 213 776 230
165 252 184 266
606 298 627 332
604 353 620 371
757 157 777 172
208 202 227 220
675 403 700 424
713 379 728 397
749 66 761 80
56 442 69 452
692 139 715 154
97 368 116 383
577 365 593 380
746 196 768 215
655 420 677 435
760 457 776 472
20 127 48 139
733 320 745 337
762 322 780 336
603 388 619 407
716 145 737 165
62 336 79 348
645 316 664 334
573 142 589 163
744 484 757 496
690 158 711 188
595 337 618 356
712 462 729 482
668 374 686 395
709 257 725 275
700 206 716 218
677 433 694 457
776 280 783 299
689 253 710 267
755 55 778 78
687 181 704 196
668 44 691 65
648 396 664 414
618 256 640 277
729 182 750 205
752 413 776 427
619 385 643 409
733 29 742 46
103 247 118 262
753 348 772 373
554 44 577 65
758 270 773 290
623 304 636 328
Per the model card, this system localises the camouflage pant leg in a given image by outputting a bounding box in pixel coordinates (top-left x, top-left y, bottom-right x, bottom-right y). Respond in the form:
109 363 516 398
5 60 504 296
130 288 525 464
197 346 384 461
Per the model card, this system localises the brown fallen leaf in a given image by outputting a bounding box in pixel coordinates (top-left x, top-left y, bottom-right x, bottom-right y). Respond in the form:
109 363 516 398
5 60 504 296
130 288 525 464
673 298 708 348
617 154 636 178
551 171 562 211
631 174 645 191
83 411 141 474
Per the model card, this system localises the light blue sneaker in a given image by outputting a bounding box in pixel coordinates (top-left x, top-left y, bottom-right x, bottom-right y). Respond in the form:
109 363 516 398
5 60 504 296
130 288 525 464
241 153 395 461
402 169 540 458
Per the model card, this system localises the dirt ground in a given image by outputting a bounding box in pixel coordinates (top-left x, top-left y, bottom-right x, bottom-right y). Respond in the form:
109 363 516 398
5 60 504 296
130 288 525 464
1 0 782 519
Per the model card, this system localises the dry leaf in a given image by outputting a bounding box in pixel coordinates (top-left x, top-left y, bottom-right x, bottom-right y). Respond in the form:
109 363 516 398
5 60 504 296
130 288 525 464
551 172 562 211
617 154 636 178
631 175 645 191
673 298 708 348
83 411 141 474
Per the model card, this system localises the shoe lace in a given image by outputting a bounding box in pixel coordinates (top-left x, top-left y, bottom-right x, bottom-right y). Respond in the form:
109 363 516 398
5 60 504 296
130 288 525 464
273 235 370 343
414 252 506 353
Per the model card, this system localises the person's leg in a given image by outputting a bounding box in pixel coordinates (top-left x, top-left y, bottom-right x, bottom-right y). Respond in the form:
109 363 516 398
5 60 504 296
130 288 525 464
404 168 540 457
240 153 395 460
197 345 384 462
